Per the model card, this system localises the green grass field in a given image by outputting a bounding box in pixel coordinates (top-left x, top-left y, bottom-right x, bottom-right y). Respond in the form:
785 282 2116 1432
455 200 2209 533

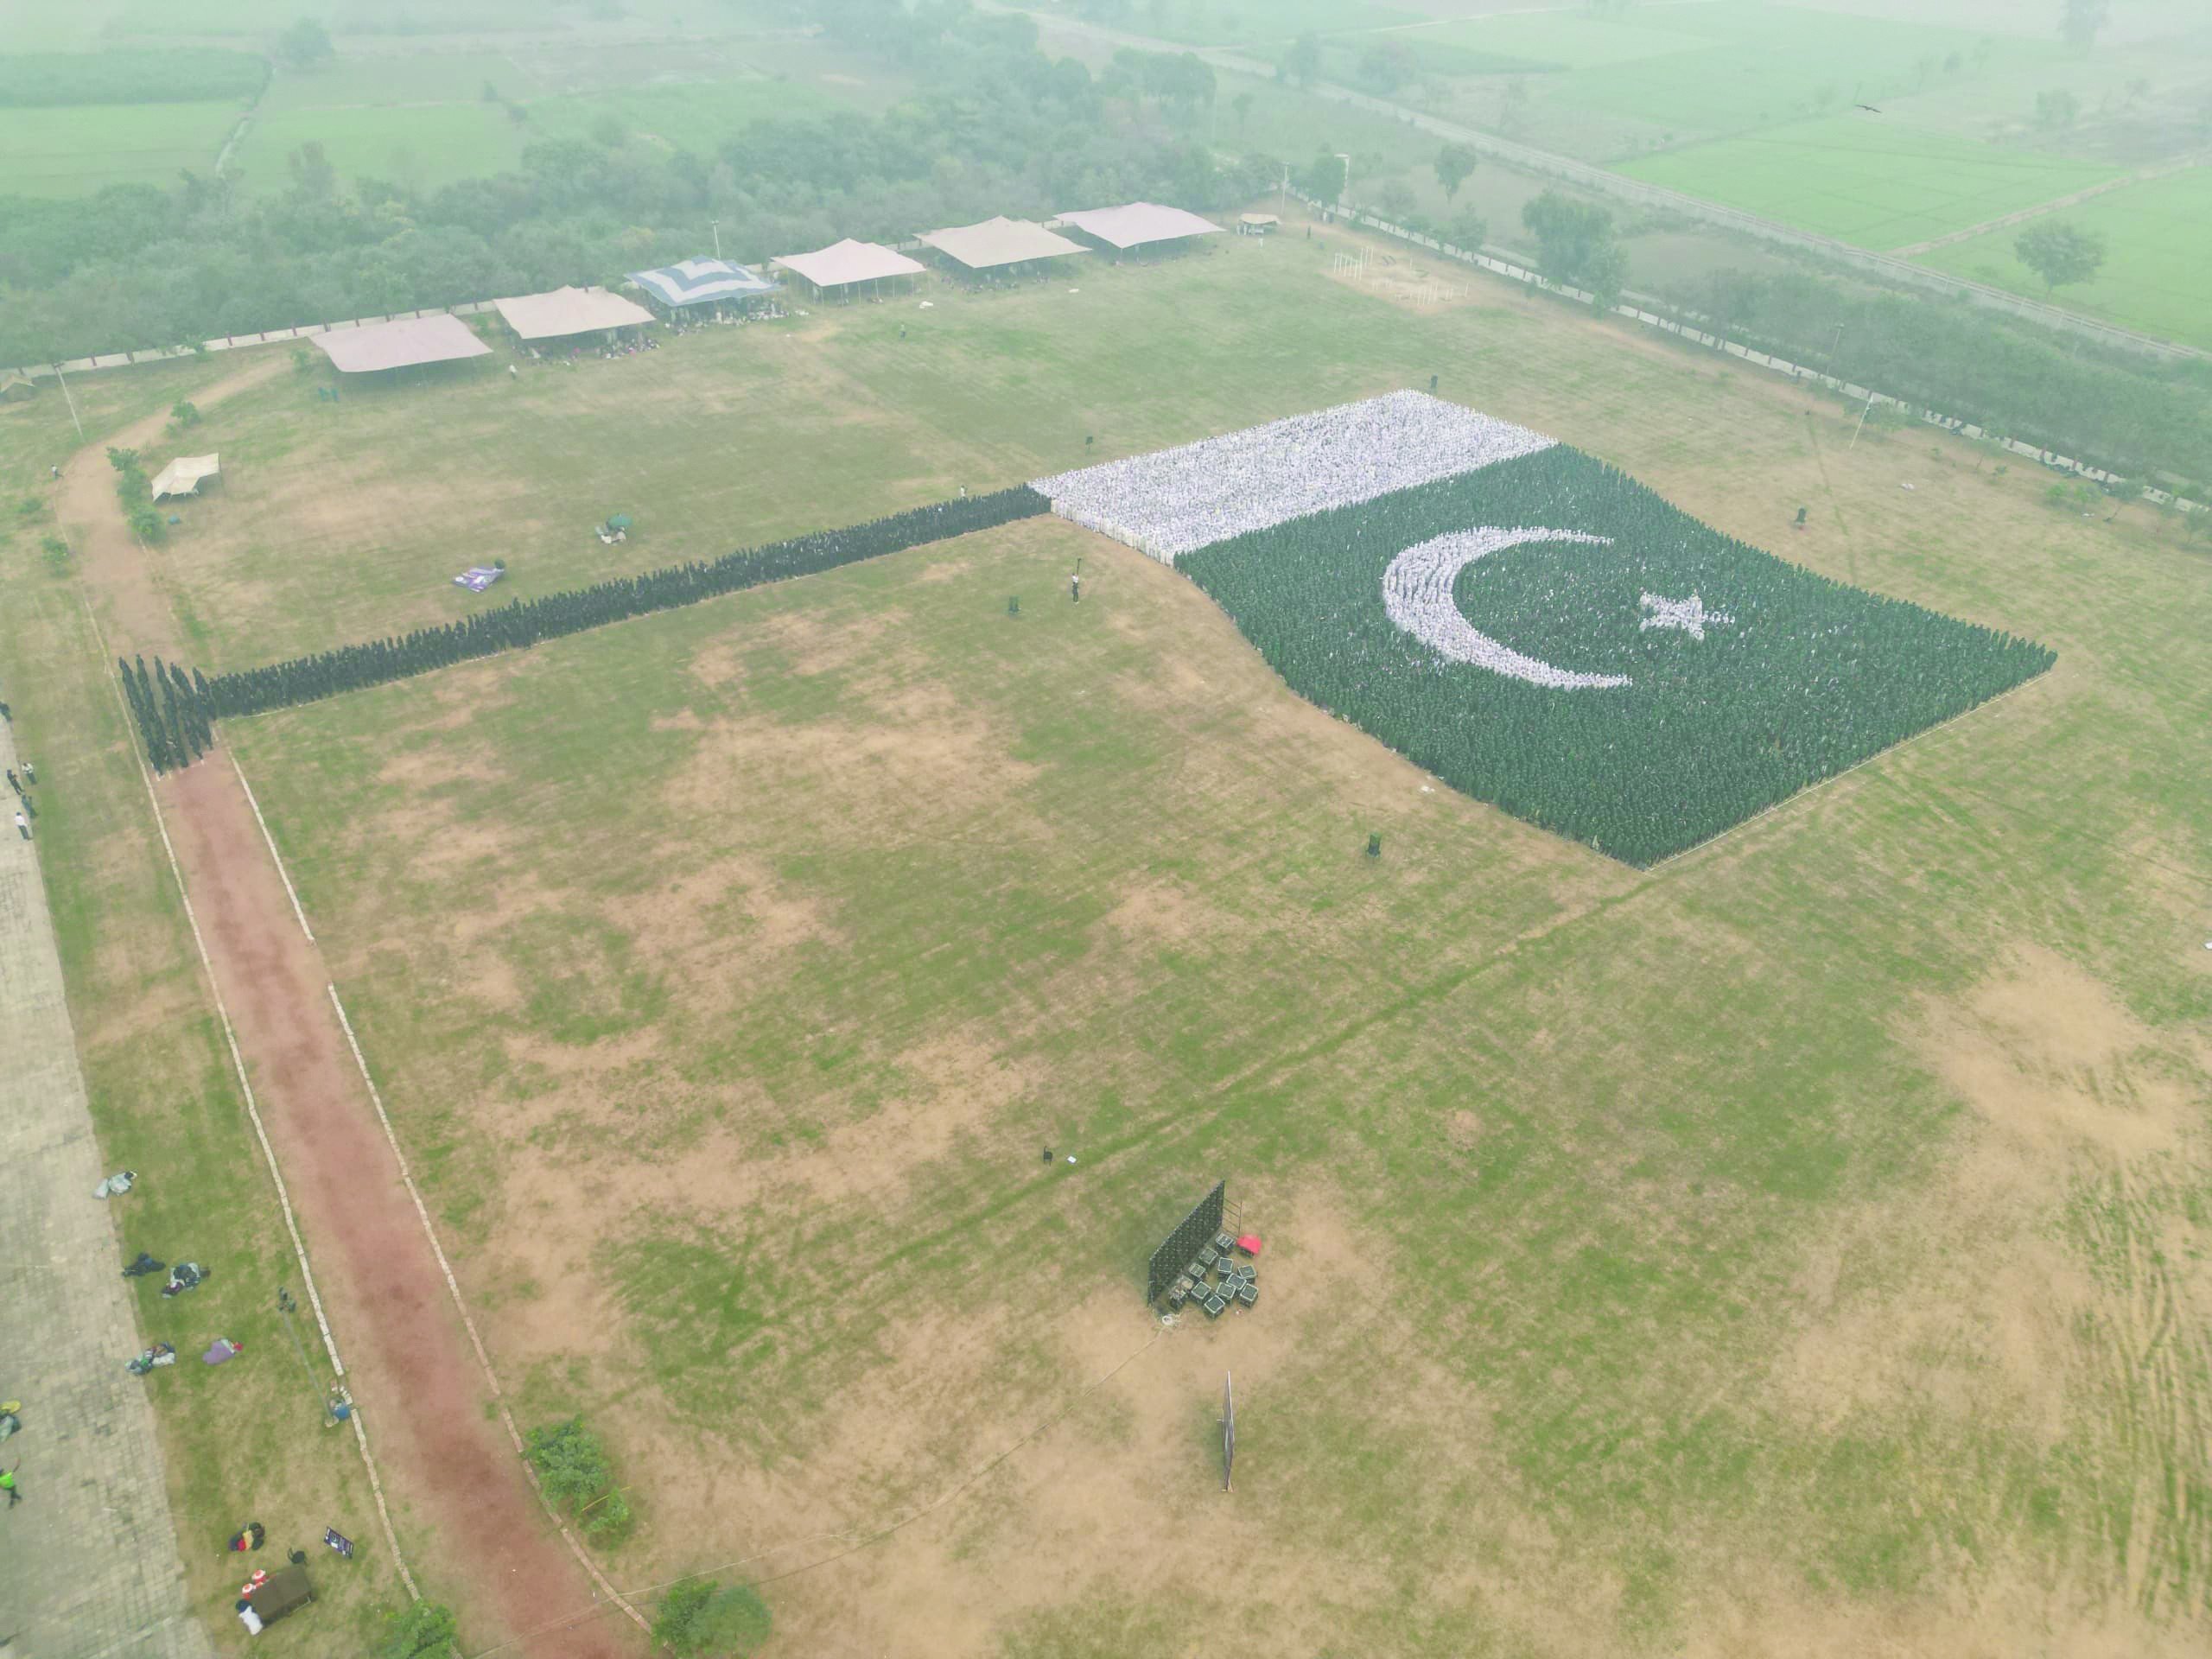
1916 164 2212 351
60 232 2205 1652
1618 115 2115 248
231 102 528 194
0 100 240 195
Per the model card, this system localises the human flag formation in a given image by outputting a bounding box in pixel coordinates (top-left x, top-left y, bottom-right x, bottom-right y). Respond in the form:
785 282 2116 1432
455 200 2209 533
1036 393 2052 865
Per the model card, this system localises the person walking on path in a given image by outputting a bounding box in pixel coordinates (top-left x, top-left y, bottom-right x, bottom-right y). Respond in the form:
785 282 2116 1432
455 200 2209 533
21 760 33 785
4 769 16 793
2 1464 19 1507
14 810 28 840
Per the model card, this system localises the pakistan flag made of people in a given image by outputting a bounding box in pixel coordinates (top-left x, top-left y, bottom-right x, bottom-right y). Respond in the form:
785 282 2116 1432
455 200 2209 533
1037 393 2052 866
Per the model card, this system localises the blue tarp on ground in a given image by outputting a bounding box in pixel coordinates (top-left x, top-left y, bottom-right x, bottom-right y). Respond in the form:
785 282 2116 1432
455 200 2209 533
628 258 778 308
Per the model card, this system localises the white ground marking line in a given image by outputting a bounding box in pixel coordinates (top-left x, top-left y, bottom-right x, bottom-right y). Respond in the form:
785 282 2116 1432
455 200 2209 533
327 982 652 1633
81 590 420 1599
232 753 313 942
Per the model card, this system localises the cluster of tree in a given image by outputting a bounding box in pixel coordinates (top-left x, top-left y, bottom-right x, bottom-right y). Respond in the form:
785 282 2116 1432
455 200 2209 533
105 446 165 543
119 655 217 775
522 1417 628 1541
0 8 1272 366
1665 264 2212 484
1182 448 2056 867
204 487 1048 720
2014 220 2105 294
1520 190 1628 306
652 1579 773 1659
0 48 267 106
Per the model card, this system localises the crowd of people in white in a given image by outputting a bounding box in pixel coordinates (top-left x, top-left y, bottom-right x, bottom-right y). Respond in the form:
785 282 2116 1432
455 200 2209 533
1034 391 1554 565
1380 528 1633 690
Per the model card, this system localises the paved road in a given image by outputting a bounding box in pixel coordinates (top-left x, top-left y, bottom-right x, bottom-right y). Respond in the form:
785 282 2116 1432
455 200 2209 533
0 722 213 1659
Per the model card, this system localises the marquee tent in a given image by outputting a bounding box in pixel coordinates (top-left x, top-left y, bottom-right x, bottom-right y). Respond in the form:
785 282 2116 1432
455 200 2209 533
313 314 491 374
492 286 654 341
1056 203 1223 251
149 454 219 499
771 239 925 296
628 257 779 309
917 217 1087 271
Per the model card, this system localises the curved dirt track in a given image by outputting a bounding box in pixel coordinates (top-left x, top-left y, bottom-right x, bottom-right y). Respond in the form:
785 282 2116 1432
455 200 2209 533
60 359 637 1659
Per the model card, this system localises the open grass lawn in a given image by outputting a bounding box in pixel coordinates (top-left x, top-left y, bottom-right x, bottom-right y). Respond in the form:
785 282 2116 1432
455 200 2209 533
1916 165 2212 352
73 232 2204 1653
0 367 413 1653
1618 115 2115 248
0 101 239 195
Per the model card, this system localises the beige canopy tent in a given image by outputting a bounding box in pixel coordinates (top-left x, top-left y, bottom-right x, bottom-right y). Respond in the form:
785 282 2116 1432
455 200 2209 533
918 216 1087 272
1056 203 1223 251
492 286 654 341
314 313 491 373
0 370 35 402
149 454 219 499
1238 213 1280 235
771 238 925 298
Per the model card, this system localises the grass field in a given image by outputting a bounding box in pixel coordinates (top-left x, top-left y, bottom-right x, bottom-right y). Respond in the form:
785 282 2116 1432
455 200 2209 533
231 103 529 194
1618 116 2115 248
0 366 415 1652
60 230 2206 1653
0 100 240 195
1916 164 2212 351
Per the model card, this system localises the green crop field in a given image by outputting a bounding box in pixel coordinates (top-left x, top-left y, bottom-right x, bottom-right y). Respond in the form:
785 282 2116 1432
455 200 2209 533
1618 115 2115 249
0 100 240 195
1122 0 1416 48
229 102 529 194
40 231 2202 1654
1916 165 2212 352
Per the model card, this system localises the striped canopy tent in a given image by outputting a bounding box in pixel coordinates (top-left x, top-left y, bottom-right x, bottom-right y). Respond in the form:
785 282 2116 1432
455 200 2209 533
628 257 779 312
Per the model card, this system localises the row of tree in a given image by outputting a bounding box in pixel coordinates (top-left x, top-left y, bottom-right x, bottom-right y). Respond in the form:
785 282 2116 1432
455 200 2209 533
119 655 218 775
200 486 1048 722
105 446 166 543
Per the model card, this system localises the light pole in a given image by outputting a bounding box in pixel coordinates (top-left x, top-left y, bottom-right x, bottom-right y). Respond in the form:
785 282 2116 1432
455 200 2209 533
710 219 721 260
1336 153 1351 213
276 1286 319 1399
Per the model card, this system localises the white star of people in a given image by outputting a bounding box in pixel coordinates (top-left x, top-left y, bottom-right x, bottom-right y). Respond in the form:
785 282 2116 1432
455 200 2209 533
1638 591 1732 641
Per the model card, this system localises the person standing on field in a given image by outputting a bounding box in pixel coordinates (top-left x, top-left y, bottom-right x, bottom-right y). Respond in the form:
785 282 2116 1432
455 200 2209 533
1 1465 19 1507
4 769 16 793
14 810 28 840
20 760 32 785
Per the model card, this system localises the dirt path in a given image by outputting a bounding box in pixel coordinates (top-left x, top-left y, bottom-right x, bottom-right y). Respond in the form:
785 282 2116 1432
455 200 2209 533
58 358 635 1659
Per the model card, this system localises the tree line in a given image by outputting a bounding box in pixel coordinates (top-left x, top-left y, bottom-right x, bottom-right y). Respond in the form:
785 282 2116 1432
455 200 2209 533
141 487 1048 755
0 8 1269 369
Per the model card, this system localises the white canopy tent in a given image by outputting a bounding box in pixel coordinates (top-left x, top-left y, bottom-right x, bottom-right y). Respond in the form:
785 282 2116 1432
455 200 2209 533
492 286 654 341
917 217 1087 272
1056 203 1223 251
314 314 492 373
771 239 925 296
149 454 219 499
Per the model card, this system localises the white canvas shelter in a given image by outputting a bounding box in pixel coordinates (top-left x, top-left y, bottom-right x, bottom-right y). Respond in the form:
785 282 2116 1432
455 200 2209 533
1056 203 1223 251
771 239 925 291
492 286 654 341
149 454 219 499
917 217 1087 271
314 313 492 373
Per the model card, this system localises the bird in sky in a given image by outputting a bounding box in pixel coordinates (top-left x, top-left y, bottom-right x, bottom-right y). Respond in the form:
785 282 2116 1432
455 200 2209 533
1857 104 1883 112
